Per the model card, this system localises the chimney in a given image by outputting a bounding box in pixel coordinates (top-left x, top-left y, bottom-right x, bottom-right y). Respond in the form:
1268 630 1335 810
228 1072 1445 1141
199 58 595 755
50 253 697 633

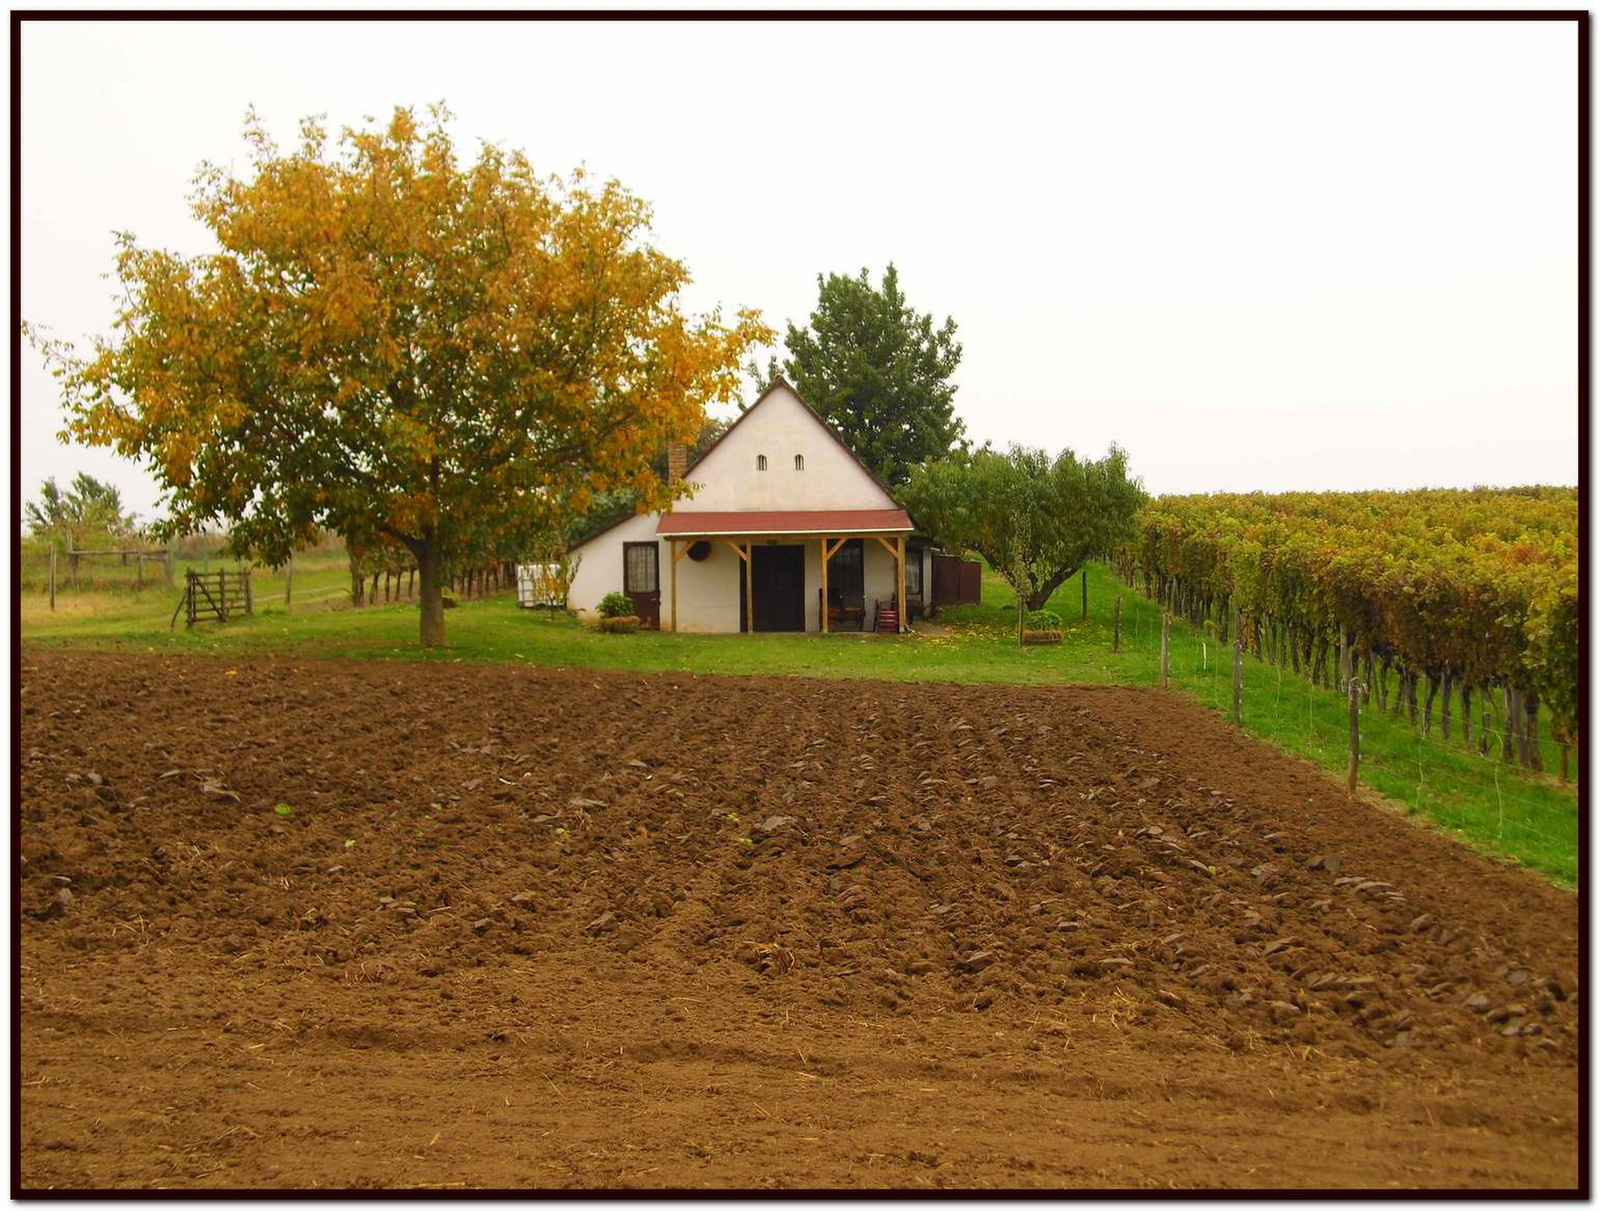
667 442 688 485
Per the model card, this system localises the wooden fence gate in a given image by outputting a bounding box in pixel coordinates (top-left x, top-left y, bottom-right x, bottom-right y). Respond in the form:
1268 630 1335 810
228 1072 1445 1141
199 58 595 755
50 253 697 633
173 568 253 629
931 554 982 608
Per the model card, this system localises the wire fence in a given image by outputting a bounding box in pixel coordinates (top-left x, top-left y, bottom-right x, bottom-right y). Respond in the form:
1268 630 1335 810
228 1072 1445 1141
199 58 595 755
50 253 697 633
1107 580 1577 883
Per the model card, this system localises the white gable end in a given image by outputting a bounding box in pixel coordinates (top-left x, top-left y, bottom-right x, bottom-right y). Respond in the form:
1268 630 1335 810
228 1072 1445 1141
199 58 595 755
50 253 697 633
680 382 898 512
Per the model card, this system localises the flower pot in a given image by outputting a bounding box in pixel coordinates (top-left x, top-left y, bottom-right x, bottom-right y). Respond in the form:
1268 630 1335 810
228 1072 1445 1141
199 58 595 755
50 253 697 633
1022 629 1063 645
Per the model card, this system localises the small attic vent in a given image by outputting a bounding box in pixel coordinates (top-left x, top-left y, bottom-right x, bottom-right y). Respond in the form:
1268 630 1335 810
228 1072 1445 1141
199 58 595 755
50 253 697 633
757 454 767 471
794 454 804 471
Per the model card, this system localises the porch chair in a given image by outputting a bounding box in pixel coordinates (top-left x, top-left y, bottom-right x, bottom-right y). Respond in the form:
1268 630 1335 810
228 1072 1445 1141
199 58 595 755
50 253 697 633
822 588 867 631
873 595 899 633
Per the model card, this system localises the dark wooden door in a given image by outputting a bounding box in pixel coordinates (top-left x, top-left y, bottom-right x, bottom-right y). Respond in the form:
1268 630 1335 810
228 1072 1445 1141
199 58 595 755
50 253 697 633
749 544 805 631
623 542 661 629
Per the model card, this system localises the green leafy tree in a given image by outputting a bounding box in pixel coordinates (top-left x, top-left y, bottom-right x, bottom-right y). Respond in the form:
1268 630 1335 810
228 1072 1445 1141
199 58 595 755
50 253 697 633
902 444 1146 611
27 105 768 647
24 473 139 547
756 264 964 485
569 414 731 545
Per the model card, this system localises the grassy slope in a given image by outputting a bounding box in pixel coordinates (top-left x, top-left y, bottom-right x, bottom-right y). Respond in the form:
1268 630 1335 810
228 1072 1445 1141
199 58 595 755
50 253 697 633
20 558 1578 885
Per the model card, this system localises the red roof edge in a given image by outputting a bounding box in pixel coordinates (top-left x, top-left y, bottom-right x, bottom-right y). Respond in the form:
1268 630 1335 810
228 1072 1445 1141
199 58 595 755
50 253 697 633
657 508 912 536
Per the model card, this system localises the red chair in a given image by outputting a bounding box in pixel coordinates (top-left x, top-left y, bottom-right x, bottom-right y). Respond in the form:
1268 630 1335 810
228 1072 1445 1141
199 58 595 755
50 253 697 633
874 596 899 633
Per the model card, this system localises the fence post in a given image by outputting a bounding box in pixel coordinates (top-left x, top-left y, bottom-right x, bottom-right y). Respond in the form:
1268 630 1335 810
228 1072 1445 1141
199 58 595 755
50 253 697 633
49 542 56 611
1347 669 1361 796
137 553 144 591
285 551 294 606
219 567 228 622
164 546 174 588
1081 568 1088 621
1231 603 1243 726
1112 595 1122 653
1160 611 1170 687
244 568 253 615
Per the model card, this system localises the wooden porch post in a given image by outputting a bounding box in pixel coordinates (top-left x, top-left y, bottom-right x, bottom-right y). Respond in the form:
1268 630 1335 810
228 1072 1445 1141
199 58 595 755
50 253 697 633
670 538 680 633
897 534 907 633
820 536 829 633
718 539 752 633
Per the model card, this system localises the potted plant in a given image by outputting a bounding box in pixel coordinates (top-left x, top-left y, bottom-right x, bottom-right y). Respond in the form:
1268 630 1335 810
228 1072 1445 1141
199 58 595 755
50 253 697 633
1022 608 1063 645
597 591 641 634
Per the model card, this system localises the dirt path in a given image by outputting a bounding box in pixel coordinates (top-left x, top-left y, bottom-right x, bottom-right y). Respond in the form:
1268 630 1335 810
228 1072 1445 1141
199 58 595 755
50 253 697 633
19 650 1580 1190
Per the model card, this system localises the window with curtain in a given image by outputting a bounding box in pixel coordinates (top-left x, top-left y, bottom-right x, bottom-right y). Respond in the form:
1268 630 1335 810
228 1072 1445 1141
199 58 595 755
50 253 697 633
905 547 924 598
623 543 658 593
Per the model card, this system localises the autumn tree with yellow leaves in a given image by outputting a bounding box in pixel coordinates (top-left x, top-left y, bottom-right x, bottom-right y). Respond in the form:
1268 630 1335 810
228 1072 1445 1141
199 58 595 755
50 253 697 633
28 106 769 646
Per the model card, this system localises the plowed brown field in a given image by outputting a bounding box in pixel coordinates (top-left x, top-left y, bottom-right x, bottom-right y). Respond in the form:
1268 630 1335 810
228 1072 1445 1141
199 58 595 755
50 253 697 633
19 650 1580 1190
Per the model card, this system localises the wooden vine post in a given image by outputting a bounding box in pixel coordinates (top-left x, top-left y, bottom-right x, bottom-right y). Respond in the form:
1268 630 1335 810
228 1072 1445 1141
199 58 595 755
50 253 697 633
1081 568 1088 621
285 552 294 606
48 542 56 611
1230 602 1243 726
1160 611 1170 687
1112 595 1122 652
1347 667 1361 796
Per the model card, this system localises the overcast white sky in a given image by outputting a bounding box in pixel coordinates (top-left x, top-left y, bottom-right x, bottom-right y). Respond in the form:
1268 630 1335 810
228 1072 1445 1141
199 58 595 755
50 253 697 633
18 17 1579 522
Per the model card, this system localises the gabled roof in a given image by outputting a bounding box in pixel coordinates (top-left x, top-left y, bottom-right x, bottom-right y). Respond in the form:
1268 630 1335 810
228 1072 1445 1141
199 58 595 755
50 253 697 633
570 376 919 551
682 375 904 507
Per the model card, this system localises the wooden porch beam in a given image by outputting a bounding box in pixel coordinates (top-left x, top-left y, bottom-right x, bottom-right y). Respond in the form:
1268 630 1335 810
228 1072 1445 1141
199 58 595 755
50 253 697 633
897 533 907 634
820 536 829 633
670 538 680 633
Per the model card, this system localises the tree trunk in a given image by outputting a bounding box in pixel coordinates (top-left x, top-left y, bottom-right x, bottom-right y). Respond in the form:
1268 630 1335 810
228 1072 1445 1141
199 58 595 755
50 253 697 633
1405 670 1419 727
351 565 364 606
419 540 446 648
1422 673 1438 738
1460 684 1472 749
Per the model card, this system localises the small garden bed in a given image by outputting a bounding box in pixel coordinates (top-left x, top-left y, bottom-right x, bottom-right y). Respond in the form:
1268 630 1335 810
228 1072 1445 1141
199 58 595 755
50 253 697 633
1022 608 1063 645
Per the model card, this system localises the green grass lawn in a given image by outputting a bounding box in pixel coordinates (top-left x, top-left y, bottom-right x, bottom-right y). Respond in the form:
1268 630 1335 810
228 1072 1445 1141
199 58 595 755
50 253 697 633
20 557 1578 886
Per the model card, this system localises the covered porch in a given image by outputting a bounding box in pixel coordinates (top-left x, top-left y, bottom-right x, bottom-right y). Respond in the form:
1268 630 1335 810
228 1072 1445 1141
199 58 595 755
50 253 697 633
657 509 916 634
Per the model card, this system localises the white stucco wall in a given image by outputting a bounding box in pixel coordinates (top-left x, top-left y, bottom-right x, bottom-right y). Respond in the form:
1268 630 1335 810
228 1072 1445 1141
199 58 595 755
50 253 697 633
679 383 897 512
567 512 658 617
568 526 923 633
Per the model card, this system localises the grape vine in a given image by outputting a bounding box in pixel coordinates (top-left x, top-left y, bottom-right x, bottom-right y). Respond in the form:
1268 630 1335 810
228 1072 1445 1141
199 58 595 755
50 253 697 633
1117 488 1579 778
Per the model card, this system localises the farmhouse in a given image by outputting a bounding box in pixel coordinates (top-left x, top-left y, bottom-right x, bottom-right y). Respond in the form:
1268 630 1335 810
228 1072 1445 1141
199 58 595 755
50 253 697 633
568 378 950 633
